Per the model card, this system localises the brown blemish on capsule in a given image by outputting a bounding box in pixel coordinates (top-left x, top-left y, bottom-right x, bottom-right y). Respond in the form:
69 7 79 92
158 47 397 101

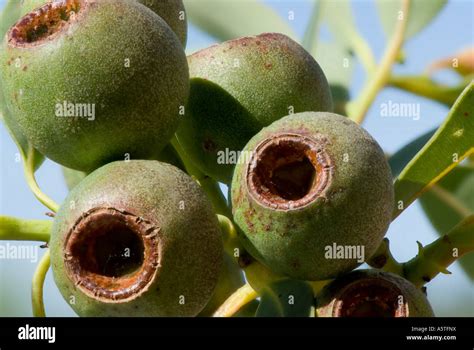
246 132 333 211
8 0 86 48
332 277 409 317
63 207 160 303
264 62 273 70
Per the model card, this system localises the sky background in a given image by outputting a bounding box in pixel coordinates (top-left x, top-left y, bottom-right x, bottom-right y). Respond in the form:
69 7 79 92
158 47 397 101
0 0 473 316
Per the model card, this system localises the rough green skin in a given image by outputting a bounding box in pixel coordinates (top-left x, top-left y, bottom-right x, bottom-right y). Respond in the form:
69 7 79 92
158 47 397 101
316 270 435 317
137 0 187 47
177 33 333 184
50 160 223 317
0 0 45 167
61 144 186 190
231 112 394 281
0 0 189 172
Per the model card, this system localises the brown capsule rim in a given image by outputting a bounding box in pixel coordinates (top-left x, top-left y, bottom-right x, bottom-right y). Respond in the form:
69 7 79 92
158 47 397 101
63 206 160 303
245 132 334 211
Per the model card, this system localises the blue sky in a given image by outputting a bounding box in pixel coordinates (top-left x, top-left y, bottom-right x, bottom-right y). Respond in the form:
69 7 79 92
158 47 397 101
0 0 473 316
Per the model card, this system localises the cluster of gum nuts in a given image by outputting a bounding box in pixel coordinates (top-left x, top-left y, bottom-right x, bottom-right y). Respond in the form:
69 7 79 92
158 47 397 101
0 0 433 317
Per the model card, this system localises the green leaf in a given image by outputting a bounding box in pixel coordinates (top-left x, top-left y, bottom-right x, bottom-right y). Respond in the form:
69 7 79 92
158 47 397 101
390 127 474 279
313 42 353 115
376 0 447 40
388 75 469 107
255 279 314 317
309 0 375 115
389 128 436 178
318 0 375 73
393 81 474 220
302 1 321 53
183 0 296 42
419 166 474 280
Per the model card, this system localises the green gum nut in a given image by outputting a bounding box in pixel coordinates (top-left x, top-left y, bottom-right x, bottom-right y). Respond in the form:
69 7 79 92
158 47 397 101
18 0 188 46
0 0 45 148
177 33 333 184
61 143 186 190
50 160 223 317
231 112 394 281
137 0 187 47
316 270 435 317
0 0 189 172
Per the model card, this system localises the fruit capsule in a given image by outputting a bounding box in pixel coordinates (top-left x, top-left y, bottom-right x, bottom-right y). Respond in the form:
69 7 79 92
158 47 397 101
316 270 435 317
231 112 394 281
50 160 223 316
177 33 333 183
0 0 189 172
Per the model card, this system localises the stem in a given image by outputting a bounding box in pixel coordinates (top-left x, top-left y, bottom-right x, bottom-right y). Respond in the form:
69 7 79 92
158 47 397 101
213 283 258 317
218 214 242 258
170 135 204 180
171 135 231 217
0 216 52 242
348 0 410 124
367 238 404 275
24 146 59 213
403 215 474 288
200 178 232 217
243 258 284 293
31 250 50 317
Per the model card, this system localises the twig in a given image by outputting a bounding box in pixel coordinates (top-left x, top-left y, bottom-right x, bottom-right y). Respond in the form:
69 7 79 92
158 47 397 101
31 250 50 317
213 283 258 317
403 215 474 287
0 216 52 242
348 0 410 124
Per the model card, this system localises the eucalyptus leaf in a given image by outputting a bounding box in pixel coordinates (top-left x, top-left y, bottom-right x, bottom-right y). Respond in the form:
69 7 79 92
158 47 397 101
318 0 375 73
388 128 474 278
255 279 314 317
302 0 321 53
376 0 447 40
308 0 367 115
389 75 469 107
313 42 353 115
393 81 474 219
419 166 474 280
389 128 436 178
183 0 296 42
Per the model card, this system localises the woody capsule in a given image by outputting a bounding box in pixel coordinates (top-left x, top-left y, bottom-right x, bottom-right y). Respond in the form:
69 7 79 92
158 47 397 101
0 0 189 172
